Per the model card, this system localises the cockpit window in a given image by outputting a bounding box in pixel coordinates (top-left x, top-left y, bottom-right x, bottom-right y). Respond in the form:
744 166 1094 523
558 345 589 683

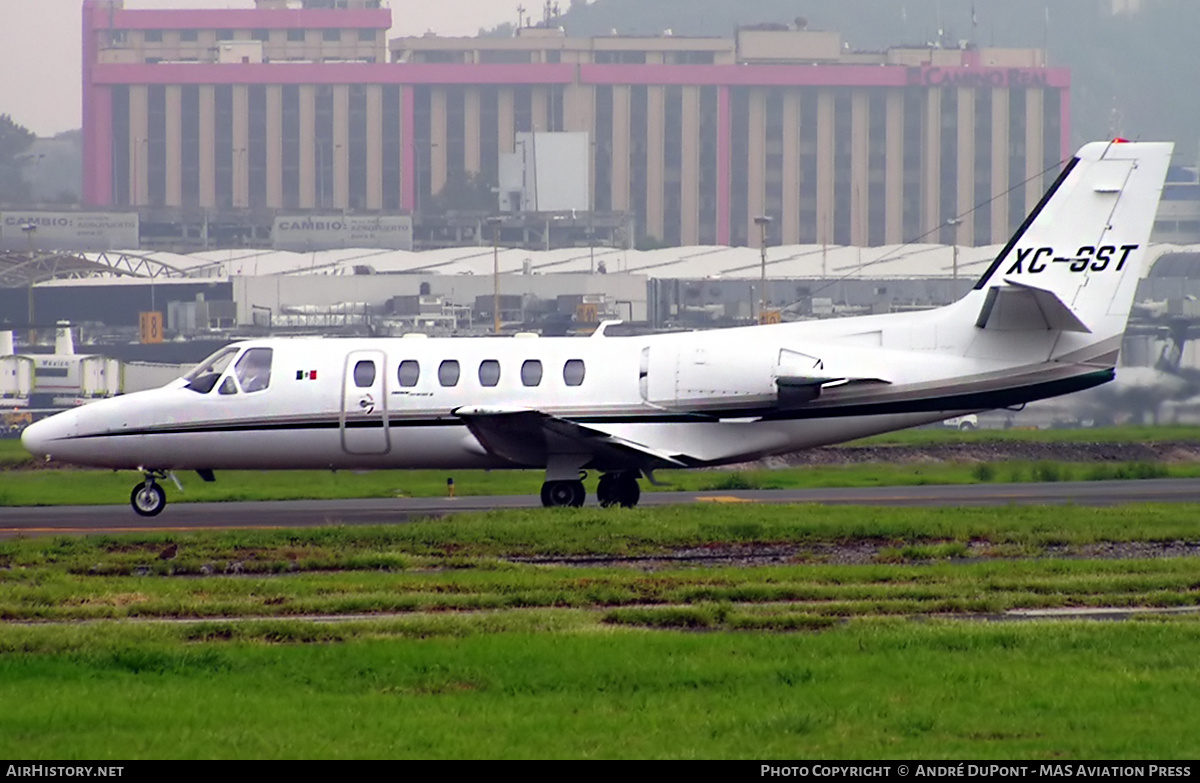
218 377 238 396
235 348 273 393
184 346 239 394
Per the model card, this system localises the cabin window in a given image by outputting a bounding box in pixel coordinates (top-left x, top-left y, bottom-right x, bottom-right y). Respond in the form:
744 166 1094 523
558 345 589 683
235 348 273 392
563 359 585 387
478 360 500 387
520 359 543 387
184 346 239 394
353 360 376 388
438 360 460 387
397 360 420 387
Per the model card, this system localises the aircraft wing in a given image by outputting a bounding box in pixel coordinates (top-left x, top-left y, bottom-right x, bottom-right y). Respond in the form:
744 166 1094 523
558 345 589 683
453 406 689 470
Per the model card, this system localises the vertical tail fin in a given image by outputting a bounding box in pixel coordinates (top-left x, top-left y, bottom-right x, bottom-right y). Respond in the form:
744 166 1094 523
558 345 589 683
971 140 1173 342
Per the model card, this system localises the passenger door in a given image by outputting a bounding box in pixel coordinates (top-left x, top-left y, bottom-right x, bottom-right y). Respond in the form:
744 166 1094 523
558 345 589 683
341 350 389 454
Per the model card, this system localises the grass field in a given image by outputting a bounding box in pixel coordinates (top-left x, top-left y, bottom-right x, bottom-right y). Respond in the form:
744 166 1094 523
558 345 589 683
5 425 1200 758
4 506 1200 758
4 422 1200 506
0 459 1192 507
5 622 1200 759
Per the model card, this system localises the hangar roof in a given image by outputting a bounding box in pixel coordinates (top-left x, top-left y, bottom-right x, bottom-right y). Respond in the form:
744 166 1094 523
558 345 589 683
64 243 1010 282
20 242 1200 287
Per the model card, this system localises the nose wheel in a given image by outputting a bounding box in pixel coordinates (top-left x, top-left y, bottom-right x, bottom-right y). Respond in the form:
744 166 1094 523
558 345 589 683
131 472 168 517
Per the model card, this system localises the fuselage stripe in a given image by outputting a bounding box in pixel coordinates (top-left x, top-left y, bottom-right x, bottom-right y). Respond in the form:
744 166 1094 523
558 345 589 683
57 369 1111 442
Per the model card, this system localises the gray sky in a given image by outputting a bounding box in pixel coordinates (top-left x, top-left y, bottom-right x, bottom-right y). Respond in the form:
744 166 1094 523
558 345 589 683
0 0 527 136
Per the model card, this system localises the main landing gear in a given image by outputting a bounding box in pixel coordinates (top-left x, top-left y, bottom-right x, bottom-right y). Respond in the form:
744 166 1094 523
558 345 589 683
539 471 642 509
131 471 169 517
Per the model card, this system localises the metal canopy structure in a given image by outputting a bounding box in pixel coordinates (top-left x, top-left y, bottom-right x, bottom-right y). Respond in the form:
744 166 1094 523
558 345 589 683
0 250 186 288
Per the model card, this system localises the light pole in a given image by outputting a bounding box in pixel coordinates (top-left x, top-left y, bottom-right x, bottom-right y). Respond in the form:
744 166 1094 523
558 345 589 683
487 216 503 334
21 223 36 346
587 226 596 274
945 217 963 290
754 215 773 323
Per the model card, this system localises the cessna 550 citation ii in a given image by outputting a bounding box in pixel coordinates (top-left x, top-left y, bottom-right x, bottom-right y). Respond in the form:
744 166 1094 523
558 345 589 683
22 140 1173 516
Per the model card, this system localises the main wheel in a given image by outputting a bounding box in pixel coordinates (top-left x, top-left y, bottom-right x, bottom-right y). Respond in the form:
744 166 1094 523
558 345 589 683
540 480 585 508
131 481 167 517
596 474 618 507
615 473 641 508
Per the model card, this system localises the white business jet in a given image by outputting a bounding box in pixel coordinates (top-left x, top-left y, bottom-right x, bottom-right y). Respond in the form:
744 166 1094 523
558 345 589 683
22 140 1172 516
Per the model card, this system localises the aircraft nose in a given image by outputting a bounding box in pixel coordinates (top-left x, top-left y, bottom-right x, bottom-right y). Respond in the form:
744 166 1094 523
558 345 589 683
20 410 78 460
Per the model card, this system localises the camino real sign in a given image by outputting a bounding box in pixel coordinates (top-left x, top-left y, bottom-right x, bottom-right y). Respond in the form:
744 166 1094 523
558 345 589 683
906 66 1052 89
0 211 139 251
273 215 414 251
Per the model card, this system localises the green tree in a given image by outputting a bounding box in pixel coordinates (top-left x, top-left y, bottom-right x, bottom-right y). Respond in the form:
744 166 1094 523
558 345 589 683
0 114 36 203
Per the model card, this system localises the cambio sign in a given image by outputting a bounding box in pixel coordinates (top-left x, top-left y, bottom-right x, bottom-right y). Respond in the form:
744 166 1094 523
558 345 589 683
273 216 414 251
0 212 139 251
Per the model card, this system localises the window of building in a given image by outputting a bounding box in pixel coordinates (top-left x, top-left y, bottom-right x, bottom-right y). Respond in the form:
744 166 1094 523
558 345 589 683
563 359 585 387
397 360 420 387
353 359 376 388
251 29 270 42
438 360 460 387
478 360 501 387
180 29 199 42
109 30 128 44
216 29 235 41
419 51 462 63
287 28 306 42
480 50 532 64
323 29 341 42
358 29 377 42
520 360 543 387
144 30 163 43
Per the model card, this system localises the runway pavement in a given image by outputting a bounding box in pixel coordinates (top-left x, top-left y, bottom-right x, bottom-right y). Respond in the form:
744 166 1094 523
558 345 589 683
2 478 1200 538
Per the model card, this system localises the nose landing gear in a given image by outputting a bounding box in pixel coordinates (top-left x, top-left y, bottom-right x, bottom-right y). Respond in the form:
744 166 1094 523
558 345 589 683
130 470 172 517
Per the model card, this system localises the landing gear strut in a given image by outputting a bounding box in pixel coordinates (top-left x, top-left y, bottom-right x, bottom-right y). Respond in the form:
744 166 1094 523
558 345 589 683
597 471 641 508
131 471 168 517
540 479 586 508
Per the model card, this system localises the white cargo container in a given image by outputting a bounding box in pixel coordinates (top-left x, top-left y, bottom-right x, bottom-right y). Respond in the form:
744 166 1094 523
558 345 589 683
0 331 33 407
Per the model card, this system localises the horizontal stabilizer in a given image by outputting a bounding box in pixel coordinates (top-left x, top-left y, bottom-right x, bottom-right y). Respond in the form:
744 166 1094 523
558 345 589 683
975 281 1092 333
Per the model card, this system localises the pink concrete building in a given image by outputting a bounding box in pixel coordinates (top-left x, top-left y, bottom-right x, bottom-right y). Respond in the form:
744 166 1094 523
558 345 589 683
82 0 1069 247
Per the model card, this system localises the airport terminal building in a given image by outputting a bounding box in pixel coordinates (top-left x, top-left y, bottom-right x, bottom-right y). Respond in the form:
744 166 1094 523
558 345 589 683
81 0 1068 249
